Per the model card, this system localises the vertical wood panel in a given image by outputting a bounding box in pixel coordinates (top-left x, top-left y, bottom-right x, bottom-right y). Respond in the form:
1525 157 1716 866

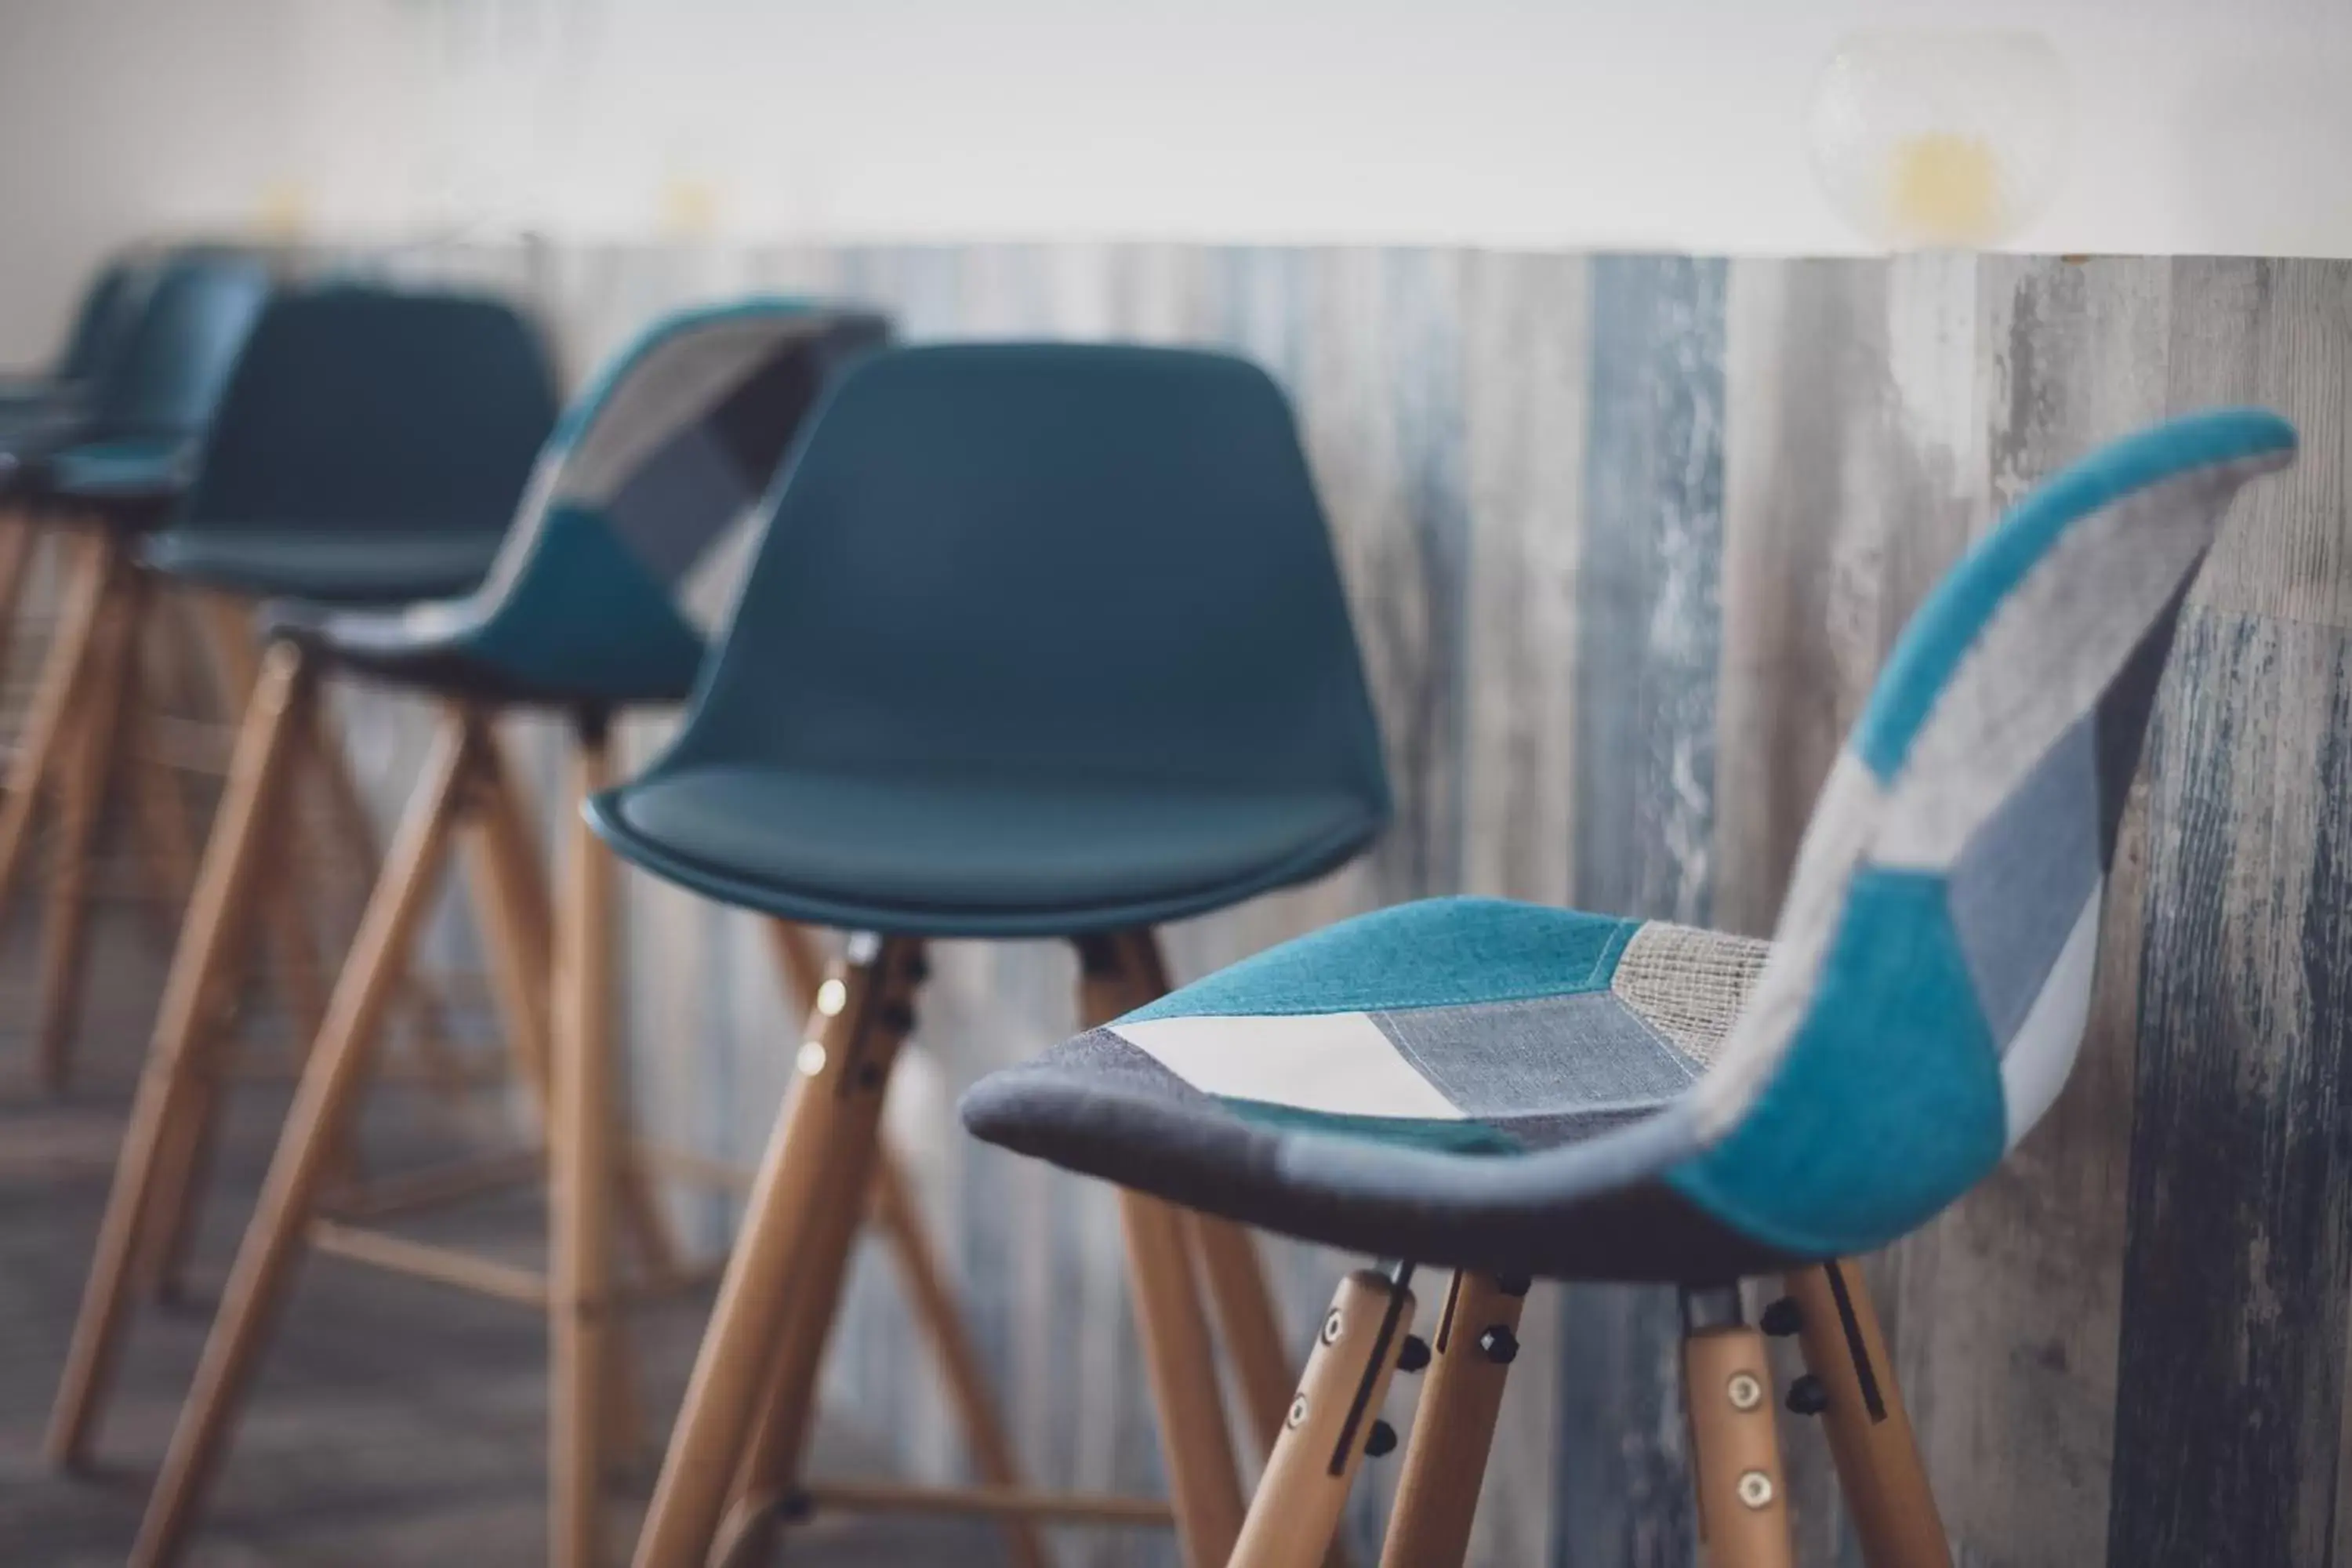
1555 253 1727 1568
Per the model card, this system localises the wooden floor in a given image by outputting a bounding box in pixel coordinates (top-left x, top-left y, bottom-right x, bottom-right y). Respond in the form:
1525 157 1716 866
0 915 1008 1566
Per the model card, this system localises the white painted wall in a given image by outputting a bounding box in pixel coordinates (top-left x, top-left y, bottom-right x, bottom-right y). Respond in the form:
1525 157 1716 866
5 0 2351 360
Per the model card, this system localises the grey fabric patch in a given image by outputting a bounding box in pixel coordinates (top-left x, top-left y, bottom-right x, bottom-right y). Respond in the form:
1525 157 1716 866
1481 1101 1673 1152
604 419 757 583
1947 709 2101 1048
1370 992 1700 1120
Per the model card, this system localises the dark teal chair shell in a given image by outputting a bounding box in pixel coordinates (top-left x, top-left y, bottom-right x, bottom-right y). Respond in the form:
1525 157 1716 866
263 298 889 707
0 257 149 416
586 342 1391 938
31 251 274 510
139 282 559 604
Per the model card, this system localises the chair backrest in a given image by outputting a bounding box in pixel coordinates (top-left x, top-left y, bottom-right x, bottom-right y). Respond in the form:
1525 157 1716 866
180 281 557 535
429 299 889 703
659 343 1390 818
51 258 151 387
85 250 273 440
495 299 890 595
1671 408 2298 1256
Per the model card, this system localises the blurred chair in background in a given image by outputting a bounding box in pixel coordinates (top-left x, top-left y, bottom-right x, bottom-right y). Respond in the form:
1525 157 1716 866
45 279 560 1475
102 298 887 1568
0 249 274 1088
589 343 1392 1568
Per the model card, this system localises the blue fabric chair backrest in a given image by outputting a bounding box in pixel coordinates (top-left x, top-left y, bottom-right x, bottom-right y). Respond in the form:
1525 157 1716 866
1666 408 2299 1257
398 299 888 705
84 251 273 441
180 281 557 536
657 343 1390 815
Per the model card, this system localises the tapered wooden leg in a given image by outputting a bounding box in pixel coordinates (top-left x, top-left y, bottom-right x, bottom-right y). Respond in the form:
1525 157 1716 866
128 714 479 1568
869 1143 1048 1568
634 935 923 1568
1076 929 1250 1568
1232 1269 1417 1568
44 645 316 1470
192 596 328 1054
1778 1261 1950 1568
1379 1270 1527 1568
34 560 141 1089
551 722 624 1568
463 742 554 1102
0 507 41 688
0 527 118 927
125 610 202 938
1682 1290 1795 1568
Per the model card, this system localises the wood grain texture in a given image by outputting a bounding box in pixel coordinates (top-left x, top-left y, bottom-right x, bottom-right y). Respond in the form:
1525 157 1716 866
302 241 2352 1568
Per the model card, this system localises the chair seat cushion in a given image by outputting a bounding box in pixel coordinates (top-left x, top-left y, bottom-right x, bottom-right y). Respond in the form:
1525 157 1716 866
41 437 196 509
143 528 506 604
961 896 1806 1281
591 764 1383 938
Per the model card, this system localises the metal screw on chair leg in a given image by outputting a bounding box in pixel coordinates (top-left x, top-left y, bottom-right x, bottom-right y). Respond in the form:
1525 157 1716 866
1287 1392 1309 1429
1365 1419 1398 1457
880 1000 916 1035
1478 1325 1519 1365
1726 1371 1764 1411
1737 1470 1776 1509
1784 1374 1830 1416
1759 1297 1802 1337
1321 1306 1345 1345
1396 1334 1431 1373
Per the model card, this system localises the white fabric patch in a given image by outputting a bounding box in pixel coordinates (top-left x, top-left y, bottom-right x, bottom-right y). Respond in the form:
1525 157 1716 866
1109 1012 1465 1121
2000 883 2103 1148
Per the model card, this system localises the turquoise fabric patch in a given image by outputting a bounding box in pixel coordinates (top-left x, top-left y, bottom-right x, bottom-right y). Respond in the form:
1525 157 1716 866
471 503 707 696
1664 869 2007 1256
1853 408 2295 782
1124 896 1641 1022
1217 1094 1525 1155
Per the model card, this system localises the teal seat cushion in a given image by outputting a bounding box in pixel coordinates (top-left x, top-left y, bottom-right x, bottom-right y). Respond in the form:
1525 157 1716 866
960 895 1801 1279
142 528 506 604
595 764 1383 938
42 437 196 508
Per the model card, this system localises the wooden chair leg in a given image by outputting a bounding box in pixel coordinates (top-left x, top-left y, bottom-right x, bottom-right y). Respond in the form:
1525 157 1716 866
34 561 141 1089
550 720 626 1568
1778 1261 1951 1568
1120 1190 1250 1568
191 594 328 1055
1075 928 1250 1568
0 527 118 929
44 645 316 1470
128 713 481 1568
125 612 202 939
636 934 922 1568
1232 1269 1417 1568
0 506 41 689
1378 1270 1528 1568
868 1142 1048 1568
1682 1289 1795 1568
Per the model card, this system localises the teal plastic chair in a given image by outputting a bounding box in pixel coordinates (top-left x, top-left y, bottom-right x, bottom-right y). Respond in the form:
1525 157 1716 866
593 343 1393 1568
23 249 274 511
0 277 559 1080
961 408 2299 1568
96 300 891 1568
0 256 150 426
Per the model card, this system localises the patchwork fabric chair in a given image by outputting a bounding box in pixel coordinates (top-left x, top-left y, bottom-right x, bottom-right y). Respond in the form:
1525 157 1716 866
580 343 1392 1568
45 281 557 1473
101 299 888 1568
962 407 2299 1568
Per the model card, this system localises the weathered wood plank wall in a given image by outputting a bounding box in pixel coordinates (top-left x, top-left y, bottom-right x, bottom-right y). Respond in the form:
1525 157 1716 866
347 243 2352 1567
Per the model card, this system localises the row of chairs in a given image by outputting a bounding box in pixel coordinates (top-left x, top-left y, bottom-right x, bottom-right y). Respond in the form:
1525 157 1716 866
8 248 2301 1568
